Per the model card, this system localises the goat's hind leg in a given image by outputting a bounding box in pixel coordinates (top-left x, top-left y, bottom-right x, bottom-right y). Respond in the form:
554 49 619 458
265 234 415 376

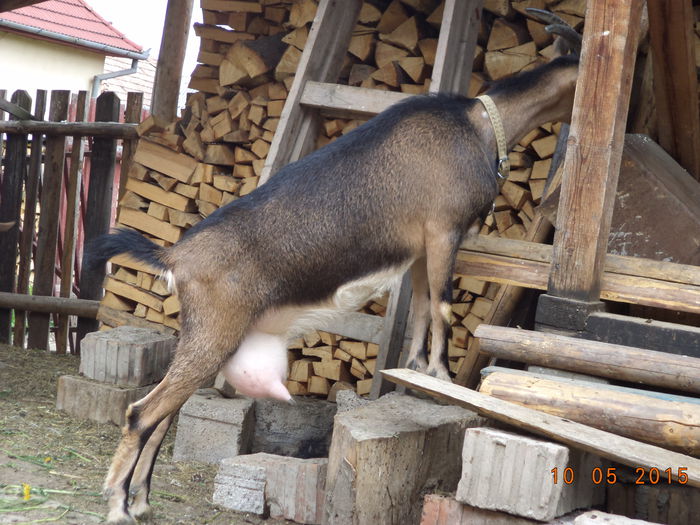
404 257 430 372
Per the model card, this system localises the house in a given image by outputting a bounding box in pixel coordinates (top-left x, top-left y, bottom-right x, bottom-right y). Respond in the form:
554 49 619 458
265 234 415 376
0 0 150 99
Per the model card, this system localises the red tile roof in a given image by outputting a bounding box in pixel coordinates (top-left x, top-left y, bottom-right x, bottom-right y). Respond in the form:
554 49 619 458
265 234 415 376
0 0 144 56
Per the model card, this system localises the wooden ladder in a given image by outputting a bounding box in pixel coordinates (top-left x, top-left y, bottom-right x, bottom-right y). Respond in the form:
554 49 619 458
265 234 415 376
260 0 484 398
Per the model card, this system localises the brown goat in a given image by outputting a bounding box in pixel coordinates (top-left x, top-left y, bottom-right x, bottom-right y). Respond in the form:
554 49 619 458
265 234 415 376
89 18 580 524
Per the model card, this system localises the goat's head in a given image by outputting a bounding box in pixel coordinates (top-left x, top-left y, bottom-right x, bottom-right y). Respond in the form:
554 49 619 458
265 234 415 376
526 8 582 58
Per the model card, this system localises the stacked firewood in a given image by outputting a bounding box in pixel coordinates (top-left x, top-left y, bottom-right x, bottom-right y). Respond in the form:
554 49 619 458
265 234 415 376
100 0 583 397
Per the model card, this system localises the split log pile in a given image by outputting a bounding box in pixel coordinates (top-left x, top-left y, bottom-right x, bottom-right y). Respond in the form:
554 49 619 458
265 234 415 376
99 0 585 398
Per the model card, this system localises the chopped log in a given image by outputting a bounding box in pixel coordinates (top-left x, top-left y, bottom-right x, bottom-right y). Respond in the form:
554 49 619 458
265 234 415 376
375 41 409 68
133 139 198 183
474 324 700 395
479 368 700 455
486 18 531 51
380 16 420 53
289 0 317 28
228 33 287 78
377 0 409 34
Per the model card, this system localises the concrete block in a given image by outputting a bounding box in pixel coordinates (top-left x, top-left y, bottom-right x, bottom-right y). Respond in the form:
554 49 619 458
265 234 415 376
607 482 700 524
420 494 584 525
213 452 327 524
80 326 175 386
335 389 371 413
173 389 254 464
252 397 336 458
323 393 486 525
456 428 604 522
56 375 154 426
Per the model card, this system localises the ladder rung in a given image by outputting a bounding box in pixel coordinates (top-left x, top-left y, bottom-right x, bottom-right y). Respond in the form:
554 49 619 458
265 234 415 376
300 81 413 120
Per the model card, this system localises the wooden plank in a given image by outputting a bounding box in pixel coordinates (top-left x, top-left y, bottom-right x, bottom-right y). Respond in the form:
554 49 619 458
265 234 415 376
0 120 135 137
474 325 700 394
76 92 121 350
300 81 411 119
125 178 195 212
548 0 643 301
313 311 385 344
0 90 31 344
429 0 483 94
151 0 194 121
13 90 46 348
454 250 700 314
119 92 144 201
56 91 88 355
260 0 364 184
479 368 700 455
27 90 69 350
647 0 700 180
381 368 700 488
117 208 182 244
369 271 412 399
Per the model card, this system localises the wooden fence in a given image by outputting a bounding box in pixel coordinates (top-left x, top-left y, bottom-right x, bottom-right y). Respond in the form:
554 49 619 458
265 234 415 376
0 88 146 354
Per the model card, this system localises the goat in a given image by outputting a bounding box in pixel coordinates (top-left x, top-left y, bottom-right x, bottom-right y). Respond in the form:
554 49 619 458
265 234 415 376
88 11 580 523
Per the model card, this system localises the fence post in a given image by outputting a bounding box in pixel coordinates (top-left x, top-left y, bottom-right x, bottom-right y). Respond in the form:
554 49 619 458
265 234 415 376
56 91 88 354
14 91 47 347
120 92 144 201
28 90 70 350
0 90 31 344
77 92 120 350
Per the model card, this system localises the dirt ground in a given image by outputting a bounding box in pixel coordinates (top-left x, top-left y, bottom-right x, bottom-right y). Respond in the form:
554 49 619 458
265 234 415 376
0 343 292 524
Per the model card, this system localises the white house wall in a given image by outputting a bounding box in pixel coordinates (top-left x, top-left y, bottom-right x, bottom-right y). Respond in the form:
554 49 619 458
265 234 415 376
0 31 105 99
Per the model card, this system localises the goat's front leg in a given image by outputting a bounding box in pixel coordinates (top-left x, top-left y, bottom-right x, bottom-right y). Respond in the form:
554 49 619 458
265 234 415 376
424 227 460 381
404 257 430 372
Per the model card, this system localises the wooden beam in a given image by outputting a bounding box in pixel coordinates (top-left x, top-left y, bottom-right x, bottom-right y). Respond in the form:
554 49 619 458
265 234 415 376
380 368 700 488
151 0 194 121
0 292 98 317
0 120 137 138
474 325 700 394
300 81 411 119
548 0 643 302
260 0 363 184
0 0 44 12
647 0 700 180
429 0 483 94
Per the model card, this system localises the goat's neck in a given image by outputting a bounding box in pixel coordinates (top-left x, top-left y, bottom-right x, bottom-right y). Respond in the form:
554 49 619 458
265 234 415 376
471 73 576 155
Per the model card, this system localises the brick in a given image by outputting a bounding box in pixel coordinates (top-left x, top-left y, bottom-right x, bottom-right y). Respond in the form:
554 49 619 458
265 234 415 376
456 428 604 522
324 393 486 525
79 326 176 387
252 397 336 458
213 453 327 524
56 375 154 426
173 390 254 464
607 482 700 524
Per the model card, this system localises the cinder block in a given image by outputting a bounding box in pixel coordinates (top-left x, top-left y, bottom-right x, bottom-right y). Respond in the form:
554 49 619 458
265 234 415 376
456 428 604 522
607 482 700 524
213 452 327 524
80 326 176 386
252 397 336 458
56 375 154 426
420 494 583 525
173 389 254 464
323 393 486 525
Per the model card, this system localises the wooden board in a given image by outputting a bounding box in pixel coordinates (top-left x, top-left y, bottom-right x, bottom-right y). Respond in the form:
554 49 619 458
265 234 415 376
381 368 700 488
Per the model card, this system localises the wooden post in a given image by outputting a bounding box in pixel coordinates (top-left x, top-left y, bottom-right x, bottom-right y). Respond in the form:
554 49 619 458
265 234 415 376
77 92 120 350
120 92 144 200
56 91 88 355
540 0 643 330
151 0 194 121
429 0 483 95
14 90 46 348
28 90 70 350
647 0 700 180
0 90 31 344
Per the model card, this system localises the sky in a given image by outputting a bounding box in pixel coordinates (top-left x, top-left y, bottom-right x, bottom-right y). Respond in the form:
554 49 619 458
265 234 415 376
87 0 203 104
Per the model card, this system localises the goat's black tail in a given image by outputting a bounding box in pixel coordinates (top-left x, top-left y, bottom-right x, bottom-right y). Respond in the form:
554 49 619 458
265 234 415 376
85 228 167 272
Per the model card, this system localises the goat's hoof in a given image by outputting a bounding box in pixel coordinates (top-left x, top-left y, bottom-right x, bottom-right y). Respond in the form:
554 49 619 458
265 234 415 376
106 510 137 525
426 366 451 382
130 501 153 522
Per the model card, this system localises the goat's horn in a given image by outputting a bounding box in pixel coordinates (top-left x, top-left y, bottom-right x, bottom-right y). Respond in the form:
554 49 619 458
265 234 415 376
525 8 571 27
545 24 583 53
